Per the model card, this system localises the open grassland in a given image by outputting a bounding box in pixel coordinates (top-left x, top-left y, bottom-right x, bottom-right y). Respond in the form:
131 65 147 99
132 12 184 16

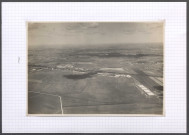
28 43 163 115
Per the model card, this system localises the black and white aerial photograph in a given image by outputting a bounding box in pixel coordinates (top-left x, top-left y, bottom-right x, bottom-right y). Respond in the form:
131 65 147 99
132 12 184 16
27 22 164 115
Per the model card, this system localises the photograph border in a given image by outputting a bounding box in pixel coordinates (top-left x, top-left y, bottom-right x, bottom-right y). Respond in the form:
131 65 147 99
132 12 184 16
1 1 188 134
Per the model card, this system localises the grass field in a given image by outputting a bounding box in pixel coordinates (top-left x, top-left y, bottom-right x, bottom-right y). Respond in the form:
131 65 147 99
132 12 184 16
28 43 163 115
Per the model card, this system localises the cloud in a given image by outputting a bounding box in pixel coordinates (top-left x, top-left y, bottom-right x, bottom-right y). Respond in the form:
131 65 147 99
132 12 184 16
28 23 47 31
65 23 99 31
87 22 99 28
28 23 39 30
28 22 163 47
149 23 163 30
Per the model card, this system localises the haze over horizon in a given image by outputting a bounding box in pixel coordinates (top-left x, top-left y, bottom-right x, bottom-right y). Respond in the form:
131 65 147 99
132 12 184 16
28 22 164 48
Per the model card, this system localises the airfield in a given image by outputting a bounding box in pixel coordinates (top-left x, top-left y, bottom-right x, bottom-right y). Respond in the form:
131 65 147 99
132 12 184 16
28 44 163 115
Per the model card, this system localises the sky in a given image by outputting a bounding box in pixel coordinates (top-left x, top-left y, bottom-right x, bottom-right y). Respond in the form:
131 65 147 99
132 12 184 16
28 22 164 48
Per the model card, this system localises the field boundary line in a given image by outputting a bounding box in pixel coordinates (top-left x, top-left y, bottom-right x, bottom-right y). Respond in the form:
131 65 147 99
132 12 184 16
28 91 64 114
